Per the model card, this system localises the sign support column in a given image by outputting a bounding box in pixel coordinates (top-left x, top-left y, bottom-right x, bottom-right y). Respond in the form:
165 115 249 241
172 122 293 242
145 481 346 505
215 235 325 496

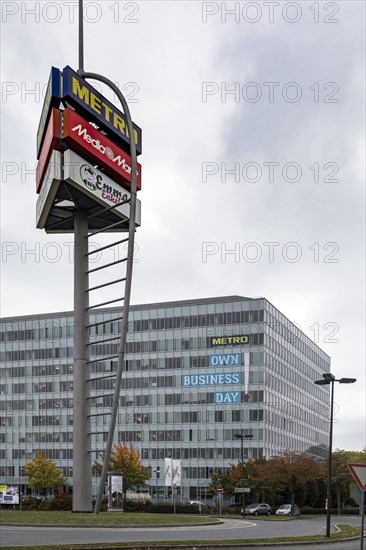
73 212 92 512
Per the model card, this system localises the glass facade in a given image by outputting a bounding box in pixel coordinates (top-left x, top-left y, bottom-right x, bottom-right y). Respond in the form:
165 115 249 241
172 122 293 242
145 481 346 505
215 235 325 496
0 295 330 501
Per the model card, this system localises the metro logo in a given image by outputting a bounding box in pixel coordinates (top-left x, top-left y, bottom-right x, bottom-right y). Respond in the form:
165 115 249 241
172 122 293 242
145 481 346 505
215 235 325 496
211 336 249 346
63 66 142 155
63 109 141 191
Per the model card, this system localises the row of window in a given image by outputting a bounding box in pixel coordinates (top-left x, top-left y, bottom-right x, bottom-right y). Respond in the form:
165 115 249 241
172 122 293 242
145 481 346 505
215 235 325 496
0 309 265 342
0 333 265 364
0 352 265 382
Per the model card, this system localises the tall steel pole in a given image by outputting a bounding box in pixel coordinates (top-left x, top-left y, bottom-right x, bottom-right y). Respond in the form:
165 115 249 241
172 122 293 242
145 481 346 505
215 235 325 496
325 379 334 538
71 0 92 513
79 0 84 71
73 213 91 512
315 374 356 538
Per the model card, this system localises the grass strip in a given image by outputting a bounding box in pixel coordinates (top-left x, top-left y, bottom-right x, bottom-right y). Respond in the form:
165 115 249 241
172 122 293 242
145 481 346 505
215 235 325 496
0 511 219 527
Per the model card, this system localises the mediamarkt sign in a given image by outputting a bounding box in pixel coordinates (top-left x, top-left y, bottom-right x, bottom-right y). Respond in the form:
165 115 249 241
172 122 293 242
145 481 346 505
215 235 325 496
63 108 142 191
63 150 141 226
35 108 142 193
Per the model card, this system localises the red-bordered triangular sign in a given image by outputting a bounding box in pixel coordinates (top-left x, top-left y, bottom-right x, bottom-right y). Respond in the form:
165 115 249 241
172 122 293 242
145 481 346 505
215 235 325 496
347 463 366 492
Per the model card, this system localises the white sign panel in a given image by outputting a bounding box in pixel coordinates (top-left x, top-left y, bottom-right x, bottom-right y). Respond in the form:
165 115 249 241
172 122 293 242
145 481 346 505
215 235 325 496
36 150 62 228
164 458 172 487
110 475 123 494
172 459 182 487
63 149 141 226
164 458 181 487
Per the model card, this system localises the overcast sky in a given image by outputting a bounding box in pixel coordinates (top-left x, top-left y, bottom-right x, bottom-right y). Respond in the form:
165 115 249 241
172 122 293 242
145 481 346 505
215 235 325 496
1 1 365 452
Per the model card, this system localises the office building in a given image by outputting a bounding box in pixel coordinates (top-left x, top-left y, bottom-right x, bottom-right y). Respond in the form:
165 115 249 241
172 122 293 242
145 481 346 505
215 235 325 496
0 295 330 500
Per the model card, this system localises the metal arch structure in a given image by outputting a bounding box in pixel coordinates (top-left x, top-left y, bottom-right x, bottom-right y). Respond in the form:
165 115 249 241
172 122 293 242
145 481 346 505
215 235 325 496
79 70 138 515
73 0 138 515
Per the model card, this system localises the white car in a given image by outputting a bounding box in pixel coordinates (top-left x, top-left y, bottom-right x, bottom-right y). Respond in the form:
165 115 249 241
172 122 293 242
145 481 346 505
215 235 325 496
187 500 206 509
275 504 300 516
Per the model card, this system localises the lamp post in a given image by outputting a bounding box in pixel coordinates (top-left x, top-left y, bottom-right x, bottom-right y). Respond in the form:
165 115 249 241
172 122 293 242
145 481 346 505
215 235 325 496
314 373 356 537
234 433 253 512
153 467 160 501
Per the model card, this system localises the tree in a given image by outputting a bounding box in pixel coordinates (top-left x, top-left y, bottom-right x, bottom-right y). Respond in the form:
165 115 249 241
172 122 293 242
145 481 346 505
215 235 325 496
258 451 322 513
324 448 366 514
94 442 150 504
23 450 67 496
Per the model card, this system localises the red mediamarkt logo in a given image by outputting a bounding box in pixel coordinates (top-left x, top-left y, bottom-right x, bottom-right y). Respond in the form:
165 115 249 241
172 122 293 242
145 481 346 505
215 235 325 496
63 108 141 191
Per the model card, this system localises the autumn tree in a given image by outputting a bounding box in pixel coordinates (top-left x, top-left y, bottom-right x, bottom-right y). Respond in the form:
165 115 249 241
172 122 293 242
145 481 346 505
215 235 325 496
258 451 322 513
94 442 149 504
23 450 67 496
324 448 366 514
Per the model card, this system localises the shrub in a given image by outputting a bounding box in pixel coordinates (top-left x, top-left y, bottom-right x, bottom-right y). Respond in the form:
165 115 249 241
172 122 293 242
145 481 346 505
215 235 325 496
48 492 72 511
21 497 47 511
125 491 151 504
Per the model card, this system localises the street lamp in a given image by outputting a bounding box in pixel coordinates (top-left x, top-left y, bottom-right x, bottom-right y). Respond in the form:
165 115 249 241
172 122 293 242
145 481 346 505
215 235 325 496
234 433 254 512
314 373 356 537
153 467 160 501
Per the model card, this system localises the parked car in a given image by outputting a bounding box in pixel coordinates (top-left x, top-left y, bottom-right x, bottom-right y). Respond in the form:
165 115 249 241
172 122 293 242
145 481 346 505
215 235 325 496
275 504 300 516
186 500 207 510
241 503 272 516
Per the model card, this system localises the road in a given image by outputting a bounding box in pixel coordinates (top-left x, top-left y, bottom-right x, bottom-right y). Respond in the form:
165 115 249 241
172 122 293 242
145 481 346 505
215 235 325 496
0 516 363 548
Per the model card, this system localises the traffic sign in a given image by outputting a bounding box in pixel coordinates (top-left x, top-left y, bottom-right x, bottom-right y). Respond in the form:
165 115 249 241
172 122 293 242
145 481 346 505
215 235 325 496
217 486 223 494
235 488 251 493
348 463 366 492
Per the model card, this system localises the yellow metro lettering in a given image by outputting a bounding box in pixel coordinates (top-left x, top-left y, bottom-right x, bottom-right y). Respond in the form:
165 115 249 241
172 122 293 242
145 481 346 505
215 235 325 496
101 102 112 122
233 337 240 344
72 77 89 104
212 338 222 345
113 113 126 134
133 128 138 145
90 93 101 115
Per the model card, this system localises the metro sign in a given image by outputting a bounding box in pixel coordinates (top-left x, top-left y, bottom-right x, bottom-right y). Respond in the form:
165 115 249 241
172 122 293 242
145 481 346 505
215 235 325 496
36 66 142 158
62 65 142 155
63 108 142 191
